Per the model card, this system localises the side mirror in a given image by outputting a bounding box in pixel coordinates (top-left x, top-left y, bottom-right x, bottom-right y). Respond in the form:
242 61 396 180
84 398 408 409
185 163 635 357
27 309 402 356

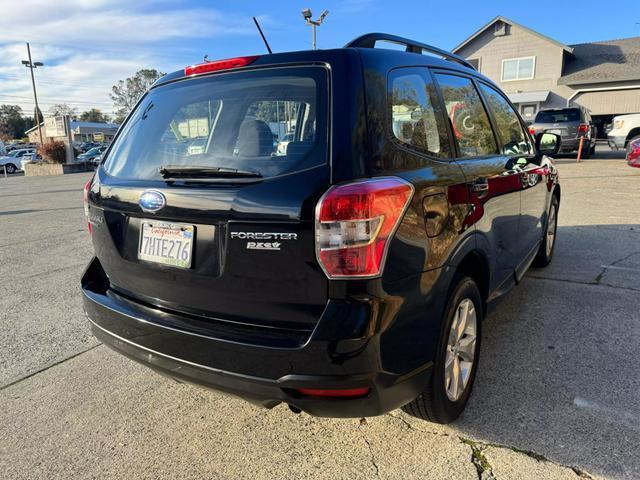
536 132 561 156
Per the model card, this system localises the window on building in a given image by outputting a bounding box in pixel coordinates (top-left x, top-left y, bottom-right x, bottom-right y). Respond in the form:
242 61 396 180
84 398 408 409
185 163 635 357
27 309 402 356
501 57 535 81
389 68 450 158
434 74 498 158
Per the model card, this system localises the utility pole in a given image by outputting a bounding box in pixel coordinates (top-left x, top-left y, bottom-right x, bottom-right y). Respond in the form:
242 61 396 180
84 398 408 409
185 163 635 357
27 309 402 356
301 9 329 49
22 43 44 145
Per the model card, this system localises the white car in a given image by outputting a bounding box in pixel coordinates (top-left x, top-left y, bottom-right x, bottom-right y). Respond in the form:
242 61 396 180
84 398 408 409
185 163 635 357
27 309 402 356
0 148 36 174
608 113 640 151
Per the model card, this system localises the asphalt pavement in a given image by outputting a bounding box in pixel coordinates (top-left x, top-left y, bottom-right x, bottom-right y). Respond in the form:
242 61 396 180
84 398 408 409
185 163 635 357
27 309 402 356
1 147 638 480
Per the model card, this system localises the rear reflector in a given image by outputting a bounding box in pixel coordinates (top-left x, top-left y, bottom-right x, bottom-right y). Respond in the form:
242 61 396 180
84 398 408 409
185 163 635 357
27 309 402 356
315 177 414 279
296 387 371 398
184 55 259 76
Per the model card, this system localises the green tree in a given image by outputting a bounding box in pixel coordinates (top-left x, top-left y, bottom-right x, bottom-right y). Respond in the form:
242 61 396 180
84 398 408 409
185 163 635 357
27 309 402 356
79 108 110 123
0 104 28 139
110 69 165 124
48 103 78 119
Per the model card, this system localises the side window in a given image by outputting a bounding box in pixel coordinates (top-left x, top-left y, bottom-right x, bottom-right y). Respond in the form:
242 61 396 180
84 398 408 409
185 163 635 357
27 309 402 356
389 69 450 158
434 74 498 158
478 83 532 156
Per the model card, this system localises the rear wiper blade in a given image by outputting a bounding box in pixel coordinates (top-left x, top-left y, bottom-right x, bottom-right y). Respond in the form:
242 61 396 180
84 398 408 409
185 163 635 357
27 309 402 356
159 165 263 179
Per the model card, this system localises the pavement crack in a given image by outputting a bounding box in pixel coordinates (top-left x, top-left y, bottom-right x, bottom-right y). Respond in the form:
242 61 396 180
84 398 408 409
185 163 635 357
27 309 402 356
594 250 640 284
527 274 640 292
386 412 450 437
460 437 594 479
0 343 102 391
358 419 380 478
460 437 495 480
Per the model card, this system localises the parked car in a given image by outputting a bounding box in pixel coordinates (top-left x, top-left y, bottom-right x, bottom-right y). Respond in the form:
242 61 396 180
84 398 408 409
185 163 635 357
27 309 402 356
607 113 640 152
77 146 107 163
82 33 561 424
529 107 596 157
0 148 36 173
0 139 6 156
626 137 640 168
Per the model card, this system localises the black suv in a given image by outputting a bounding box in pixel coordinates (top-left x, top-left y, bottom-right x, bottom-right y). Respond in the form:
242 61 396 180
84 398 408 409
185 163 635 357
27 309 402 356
82 33 561 424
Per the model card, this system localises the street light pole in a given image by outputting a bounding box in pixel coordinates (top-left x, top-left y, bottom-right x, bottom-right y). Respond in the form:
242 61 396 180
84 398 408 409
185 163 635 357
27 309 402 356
301 9 329 50
22 43 44 145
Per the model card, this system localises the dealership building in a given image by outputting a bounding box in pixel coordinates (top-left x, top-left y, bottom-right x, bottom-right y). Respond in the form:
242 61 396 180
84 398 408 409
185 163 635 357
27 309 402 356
26 120 119 144
453 16 640 135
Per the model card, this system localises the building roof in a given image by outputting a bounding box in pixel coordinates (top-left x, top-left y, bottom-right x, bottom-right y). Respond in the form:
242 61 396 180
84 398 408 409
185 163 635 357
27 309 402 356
506 91 550 104
25 120 119 135
558 37 640 85
453 16 574 55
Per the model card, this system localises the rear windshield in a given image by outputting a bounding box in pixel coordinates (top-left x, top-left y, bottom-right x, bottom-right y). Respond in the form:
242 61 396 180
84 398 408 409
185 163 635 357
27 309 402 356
103 66 328 180
534 109 580 123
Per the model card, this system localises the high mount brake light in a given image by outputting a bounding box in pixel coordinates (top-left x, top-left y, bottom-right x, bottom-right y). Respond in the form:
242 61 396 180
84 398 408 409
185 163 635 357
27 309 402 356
315 177 414 279
83 180 91 235
184 56 260 76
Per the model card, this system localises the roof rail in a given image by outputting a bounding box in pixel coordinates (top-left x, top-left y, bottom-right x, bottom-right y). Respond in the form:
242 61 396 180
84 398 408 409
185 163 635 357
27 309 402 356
344 33 476 70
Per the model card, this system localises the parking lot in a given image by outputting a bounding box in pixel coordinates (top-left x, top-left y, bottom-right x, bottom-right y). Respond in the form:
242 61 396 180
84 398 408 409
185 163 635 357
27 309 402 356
1 146 639 480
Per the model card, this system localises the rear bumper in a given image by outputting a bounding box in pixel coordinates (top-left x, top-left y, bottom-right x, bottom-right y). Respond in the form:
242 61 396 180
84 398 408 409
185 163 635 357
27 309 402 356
82 257 435 417
559 137 589 152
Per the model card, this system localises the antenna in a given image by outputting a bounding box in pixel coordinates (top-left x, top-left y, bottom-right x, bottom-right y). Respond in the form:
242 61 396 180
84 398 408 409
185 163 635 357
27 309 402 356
252 17 273 54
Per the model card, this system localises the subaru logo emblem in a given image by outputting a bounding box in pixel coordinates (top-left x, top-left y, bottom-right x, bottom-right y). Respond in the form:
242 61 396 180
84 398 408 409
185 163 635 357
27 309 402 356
139 190 166 213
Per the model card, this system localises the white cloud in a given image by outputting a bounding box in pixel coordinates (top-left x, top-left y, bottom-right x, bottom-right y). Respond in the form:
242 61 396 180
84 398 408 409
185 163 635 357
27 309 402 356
0 1 261 120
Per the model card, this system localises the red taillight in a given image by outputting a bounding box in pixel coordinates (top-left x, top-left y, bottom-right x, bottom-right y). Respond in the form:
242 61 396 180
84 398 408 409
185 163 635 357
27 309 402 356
529 127 536 136
296 387 371 398
184 55 259 76
577 123 589 134
315 177 414 279
83 180 92 235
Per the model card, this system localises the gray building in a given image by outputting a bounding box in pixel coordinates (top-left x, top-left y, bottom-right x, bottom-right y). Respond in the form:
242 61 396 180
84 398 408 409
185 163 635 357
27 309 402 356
453 16 640 134
26 120 119 144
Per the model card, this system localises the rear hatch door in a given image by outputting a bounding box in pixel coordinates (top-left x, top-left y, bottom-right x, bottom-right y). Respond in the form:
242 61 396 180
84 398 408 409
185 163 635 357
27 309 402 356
90 65 331 332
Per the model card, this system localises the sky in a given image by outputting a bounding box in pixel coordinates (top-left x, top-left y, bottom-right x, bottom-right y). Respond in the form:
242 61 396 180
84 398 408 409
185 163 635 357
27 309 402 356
1 0 639 120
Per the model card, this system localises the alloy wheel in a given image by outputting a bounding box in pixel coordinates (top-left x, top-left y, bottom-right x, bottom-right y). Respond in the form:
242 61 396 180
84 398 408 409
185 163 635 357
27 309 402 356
444 298 477 402
546 203 557 257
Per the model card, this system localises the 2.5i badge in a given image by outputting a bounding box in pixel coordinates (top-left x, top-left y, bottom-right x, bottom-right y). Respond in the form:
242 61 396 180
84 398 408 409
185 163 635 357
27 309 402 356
230 231 297 251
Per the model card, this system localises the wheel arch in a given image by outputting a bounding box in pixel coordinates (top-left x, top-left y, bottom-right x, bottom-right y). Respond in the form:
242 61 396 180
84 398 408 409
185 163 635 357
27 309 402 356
454 249 490 314
626 128 640 145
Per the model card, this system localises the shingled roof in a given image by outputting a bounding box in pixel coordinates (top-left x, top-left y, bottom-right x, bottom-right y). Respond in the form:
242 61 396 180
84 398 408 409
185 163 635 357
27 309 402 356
559 37 640 85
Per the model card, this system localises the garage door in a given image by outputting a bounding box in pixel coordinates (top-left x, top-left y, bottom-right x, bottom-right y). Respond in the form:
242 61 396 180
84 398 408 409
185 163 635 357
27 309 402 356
575 88 640 115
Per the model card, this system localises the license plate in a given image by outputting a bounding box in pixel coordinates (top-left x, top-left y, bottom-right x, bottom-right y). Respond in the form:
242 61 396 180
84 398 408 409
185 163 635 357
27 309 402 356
138 221 195 268
547 129 562 135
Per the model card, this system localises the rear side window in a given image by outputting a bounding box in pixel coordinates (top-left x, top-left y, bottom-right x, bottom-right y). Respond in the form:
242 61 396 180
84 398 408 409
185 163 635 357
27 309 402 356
434 74 498 158
534 109 580 123
389 69 450 158
478 83 532 156
103 67 327 180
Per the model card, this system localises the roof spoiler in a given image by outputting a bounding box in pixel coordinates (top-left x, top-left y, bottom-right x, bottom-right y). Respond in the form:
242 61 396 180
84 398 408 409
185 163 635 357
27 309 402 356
345 32 476 70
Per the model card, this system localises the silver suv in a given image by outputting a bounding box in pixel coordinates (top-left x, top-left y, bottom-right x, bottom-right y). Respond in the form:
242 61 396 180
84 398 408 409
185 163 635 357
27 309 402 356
529 107 596 158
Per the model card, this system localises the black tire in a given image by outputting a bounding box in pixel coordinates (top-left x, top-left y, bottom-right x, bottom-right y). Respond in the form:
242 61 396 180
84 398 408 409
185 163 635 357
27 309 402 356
590 142 596 155
402 276 482 424
533 195 559 267
4 163 16 174
580 141 590 159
